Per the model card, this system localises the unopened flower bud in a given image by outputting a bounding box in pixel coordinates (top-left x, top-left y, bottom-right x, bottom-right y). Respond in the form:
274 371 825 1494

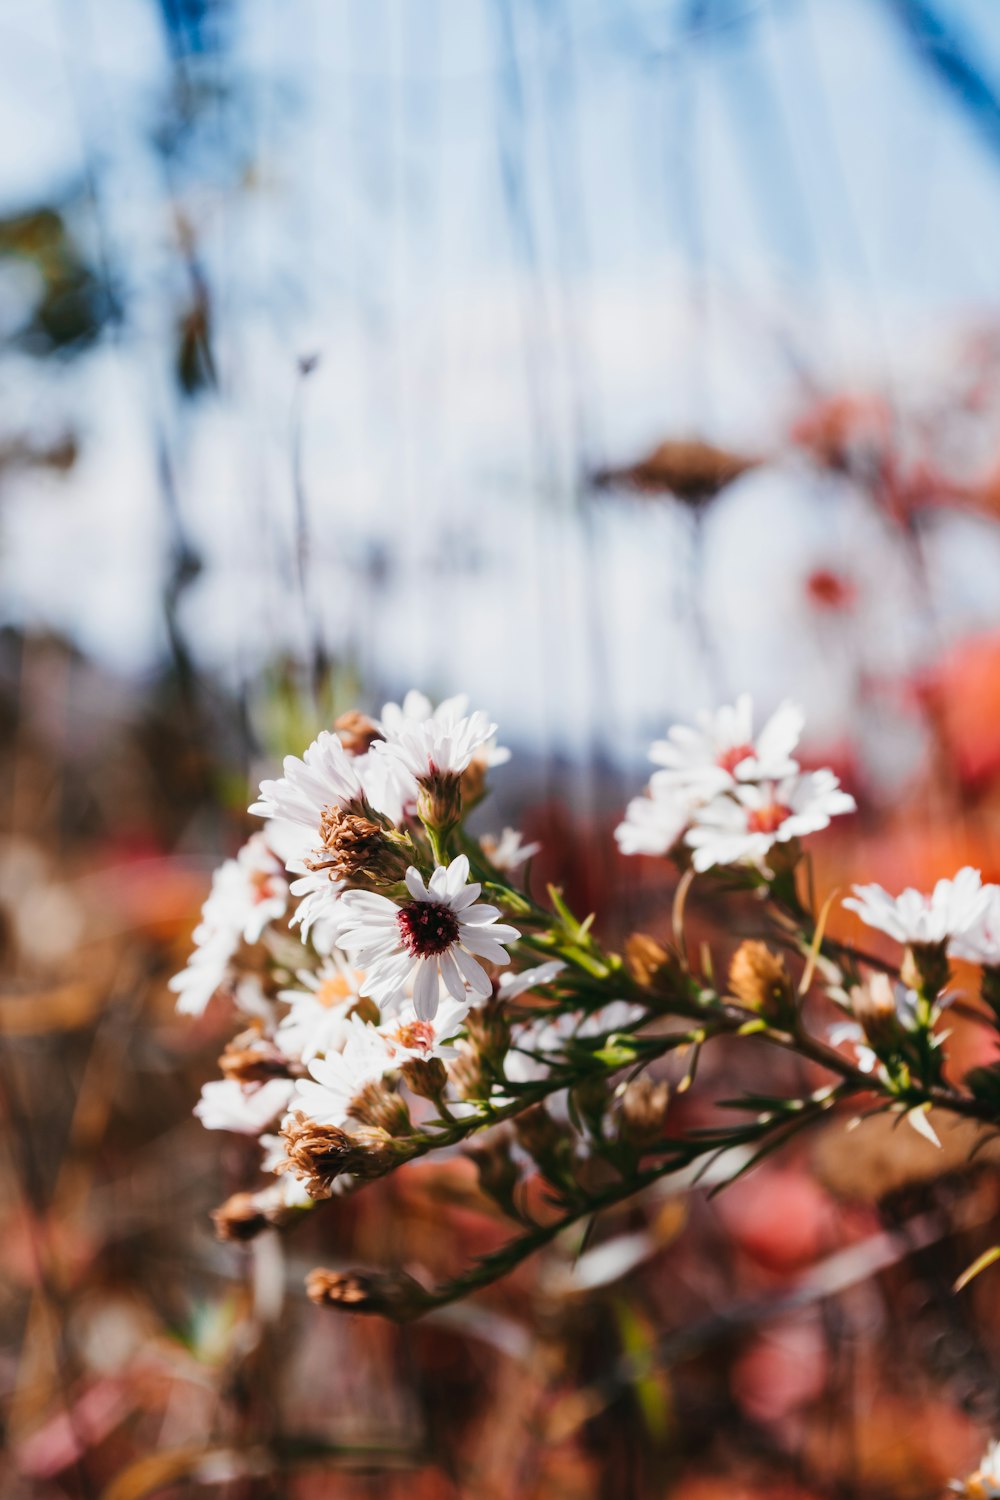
212 1185 302 1242
401 1056 448 1103
850 973 900 1048
570 1075 610 1138
728 941 794 1020
417 769 462 832
465 998 511 1066
212 1192 272 1242
619 1074 670 1148
306 1267 429 1321
219 1033 295 1085
901 940 949 998
448 1040 490 1102
334 709 382 756
348 1080 412 1136
514 1103 573 1185
467 1128 522 1218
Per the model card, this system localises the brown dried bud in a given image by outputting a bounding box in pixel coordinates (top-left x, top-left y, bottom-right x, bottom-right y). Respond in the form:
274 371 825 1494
306 1267 429 1321
416 769 462 831
334 709 382 756
901 940 949 998
619 1075 670 1149
850 973 900 1048
465 997 511 1064
448 1040 490 1102
467 1128 522 1218
514 1103 571 1184
348 1079 412 1136
728 941 794 1019
212 1192 271 1242
401 1056 448 1103
312 805 410 889
219 1033 295 1085
280 1114 399 1197
625 933 684 1003
211 1185 303 1242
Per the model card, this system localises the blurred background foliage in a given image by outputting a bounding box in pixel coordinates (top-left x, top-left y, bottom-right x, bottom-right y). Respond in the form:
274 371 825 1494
6 0 1000 1495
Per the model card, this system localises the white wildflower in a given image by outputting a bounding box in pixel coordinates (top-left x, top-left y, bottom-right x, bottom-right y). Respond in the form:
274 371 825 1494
649 695 804 796
685 771 855 873
336 854 520 1019
844 867 989 947
194 1078 295 1135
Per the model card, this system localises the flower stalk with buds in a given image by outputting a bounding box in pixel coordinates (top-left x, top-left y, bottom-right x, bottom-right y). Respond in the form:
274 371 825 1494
172 691 1000 1320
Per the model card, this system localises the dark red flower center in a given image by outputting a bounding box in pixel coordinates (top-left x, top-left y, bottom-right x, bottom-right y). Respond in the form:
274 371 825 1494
747 802 791 835
397 901 460 957
717 742 755 775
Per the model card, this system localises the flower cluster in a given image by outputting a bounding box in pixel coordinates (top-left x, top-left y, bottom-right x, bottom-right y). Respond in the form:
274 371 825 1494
172 690 1000 1321
615 695 855 873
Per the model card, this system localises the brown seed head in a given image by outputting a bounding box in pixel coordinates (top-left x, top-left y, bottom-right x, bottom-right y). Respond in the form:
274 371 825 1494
311 805 410 889
305 1267 428 1321
280 1113 399 1196
728 941 794 1019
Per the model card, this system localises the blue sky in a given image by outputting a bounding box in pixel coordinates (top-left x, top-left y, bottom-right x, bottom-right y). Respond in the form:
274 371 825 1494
3 0 1000 771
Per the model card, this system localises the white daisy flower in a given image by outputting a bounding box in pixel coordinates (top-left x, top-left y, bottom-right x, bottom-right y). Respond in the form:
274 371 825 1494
292 1013 395 1126
335 854 520 1020
481 827 541 871
251 730 363 835
948 883 1000 965
169 833 289 1016
277 955 365 1063
649 695 804 796
685 770 855 874
615 783 692 857
380 994 472 1065
844 867 990 947
379 691 510 769
288 863 348 946
194 1077 295 1135
375 706 500 783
